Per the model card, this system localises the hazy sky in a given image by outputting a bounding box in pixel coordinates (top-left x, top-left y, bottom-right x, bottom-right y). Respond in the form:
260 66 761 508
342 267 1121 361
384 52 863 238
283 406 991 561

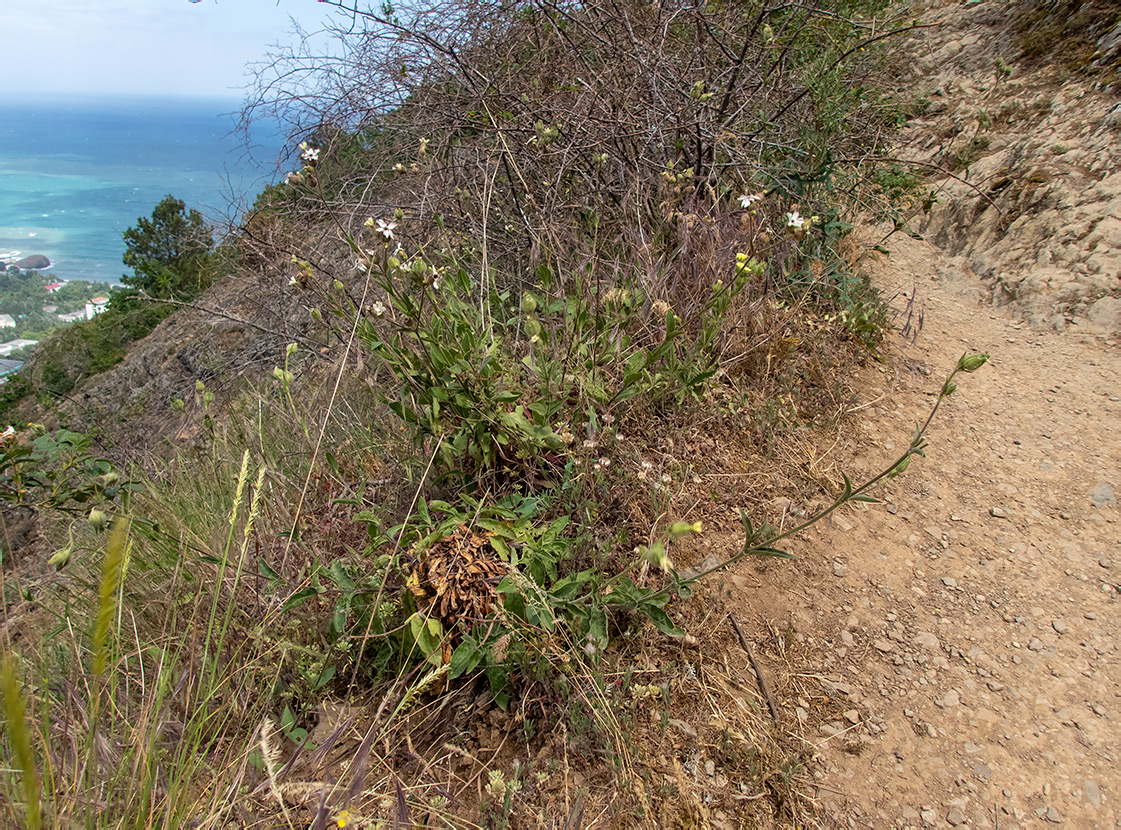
0 0 333 99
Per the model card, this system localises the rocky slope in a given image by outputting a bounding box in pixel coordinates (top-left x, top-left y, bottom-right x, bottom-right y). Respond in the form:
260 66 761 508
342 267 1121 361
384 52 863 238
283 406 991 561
898 0 1121 334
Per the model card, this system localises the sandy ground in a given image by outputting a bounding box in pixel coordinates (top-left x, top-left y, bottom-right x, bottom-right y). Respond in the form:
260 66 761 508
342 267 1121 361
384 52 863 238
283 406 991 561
739 236 1119 828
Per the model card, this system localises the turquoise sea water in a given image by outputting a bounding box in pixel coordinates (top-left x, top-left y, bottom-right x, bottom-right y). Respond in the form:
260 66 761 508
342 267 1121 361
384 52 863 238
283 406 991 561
0 94 283 284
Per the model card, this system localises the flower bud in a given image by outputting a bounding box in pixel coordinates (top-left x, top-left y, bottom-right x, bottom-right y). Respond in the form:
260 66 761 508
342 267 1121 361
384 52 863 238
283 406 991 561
521 293 537 313
88 509 109 532
49 546 72 570
957 353 989 373
100 471 121 489
642 541 673 573
668 521 703 539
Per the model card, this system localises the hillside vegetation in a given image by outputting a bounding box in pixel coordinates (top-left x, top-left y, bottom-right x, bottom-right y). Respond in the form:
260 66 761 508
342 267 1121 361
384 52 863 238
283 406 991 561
0 1 982 827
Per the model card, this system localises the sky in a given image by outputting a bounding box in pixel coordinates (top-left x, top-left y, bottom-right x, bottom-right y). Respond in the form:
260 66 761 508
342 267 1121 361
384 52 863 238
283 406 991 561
0 0 335 99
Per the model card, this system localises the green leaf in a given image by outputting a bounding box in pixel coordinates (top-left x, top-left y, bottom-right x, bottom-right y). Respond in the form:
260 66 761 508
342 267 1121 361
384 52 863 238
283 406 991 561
644 605 683 637
408 612 445 666
280 586 321 613
449 639 484 678
749 546 796 559
313 665 336 689
327 560 355 590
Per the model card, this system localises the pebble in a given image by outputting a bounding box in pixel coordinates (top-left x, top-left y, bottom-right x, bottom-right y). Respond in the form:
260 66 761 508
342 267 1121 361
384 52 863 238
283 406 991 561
990 506 1008 518
936 690 961 708
1090 481 1115 507
942 577 958 588
1052 619 1068 634
1028 638 1045 651
920 808 937 824
946 806 967 826
844 709 861 725
913 632 941 652
874 638 896 653
1085 779 1102 807
886 503 899 514
833 560 848 577
704 759 716 776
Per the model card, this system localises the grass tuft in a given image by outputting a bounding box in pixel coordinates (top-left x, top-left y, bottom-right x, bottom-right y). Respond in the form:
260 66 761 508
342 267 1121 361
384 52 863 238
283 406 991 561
1 652 41 830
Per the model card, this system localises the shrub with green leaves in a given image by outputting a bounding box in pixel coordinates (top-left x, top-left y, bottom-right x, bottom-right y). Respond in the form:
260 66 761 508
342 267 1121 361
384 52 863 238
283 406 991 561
343 223 763 484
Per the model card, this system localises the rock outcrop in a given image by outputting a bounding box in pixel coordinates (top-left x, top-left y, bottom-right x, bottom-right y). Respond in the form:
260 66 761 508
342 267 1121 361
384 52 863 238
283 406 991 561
896 0 1121 335
13 254 51 271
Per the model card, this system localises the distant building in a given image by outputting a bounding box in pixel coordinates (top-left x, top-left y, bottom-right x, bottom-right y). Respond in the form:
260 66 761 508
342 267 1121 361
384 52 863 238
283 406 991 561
0 358 22 381
85 296 111 320
44 282 65 293
0 339 37 357
0 314 14 329
42 305 58 313
58 310 86 323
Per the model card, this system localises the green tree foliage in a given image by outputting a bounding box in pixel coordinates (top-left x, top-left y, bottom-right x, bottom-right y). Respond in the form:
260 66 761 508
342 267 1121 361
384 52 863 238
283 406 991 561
121 195 215 300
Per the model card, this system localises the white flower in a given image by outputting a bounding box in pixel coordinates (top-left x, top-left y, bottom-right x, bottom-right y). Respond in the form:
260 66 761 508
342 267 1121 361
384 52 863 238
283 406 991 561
786 211 806 229
598 457 611 469
355 258 368 273
300 145 320 163
430 276 440 291
376 219 396 240
739 193 762 209
371 301 386 317
2 425 16 441
582 439 597 450
660 473 672 484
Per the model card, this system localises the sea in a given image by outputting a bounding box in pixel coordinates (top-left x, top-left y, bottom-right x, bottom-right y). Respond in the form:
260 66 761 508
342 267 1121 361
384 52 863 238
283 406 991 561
0 94 285 285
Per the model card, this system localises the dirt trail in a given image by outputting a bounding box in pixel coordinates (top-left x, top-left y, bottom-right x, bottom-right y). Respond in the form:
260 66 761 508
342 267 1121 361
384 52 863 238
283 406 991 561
761 236 1119 827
